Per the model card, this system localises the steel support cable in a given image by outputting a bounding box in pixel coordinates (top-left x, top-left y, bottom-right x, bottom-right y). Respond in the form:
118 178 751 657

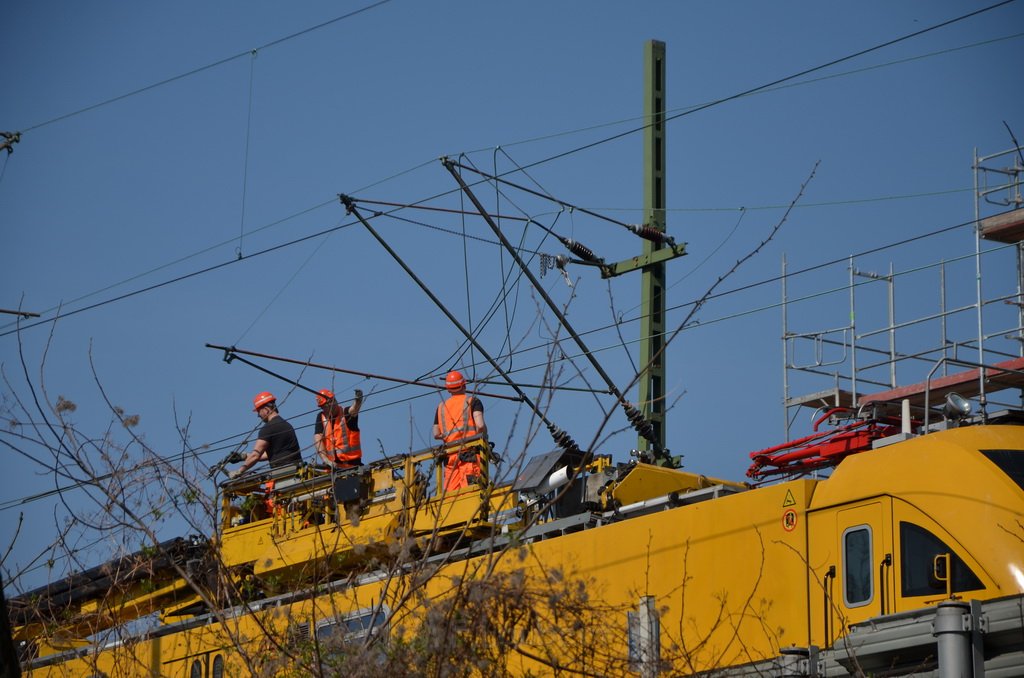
449 159 675 248
7 177 963 335
214 351 321 398
372 206 561 383
589 164 819 460
457 153 547 377
4 362 573 514
492 148 516 373
450 163 606 267
441 158 661 451
0 199 339 333
2 346 621 514
454 32 1024 161
7 10 1008 332
0 179 977 341
442 157 568 377
458 153 477 385
17 0 394 134
372 206 550 378
0 214 355 337
398 165 604 269
205 343 525 402
7 221 996 514
236 50 258 259
620 215 979 322
374 209 506 248
448 158 607 265
339 195 582 456
484 147 619 267
461 0 1021 179
450 243 1011 394
1 386 473 513
349 198 531 222
306 217 989 408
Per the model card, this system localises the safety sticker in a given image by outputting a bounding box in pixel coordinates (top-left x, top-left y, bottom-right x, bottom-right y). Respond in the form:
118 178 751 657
782 509 798 532
783 489 796 507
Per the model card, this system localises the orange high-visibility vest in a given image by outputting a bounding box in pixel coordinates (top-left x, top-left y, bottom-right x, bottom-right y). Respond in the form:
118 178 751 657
436 395 480 444
320 408 361 466
437 394 482 492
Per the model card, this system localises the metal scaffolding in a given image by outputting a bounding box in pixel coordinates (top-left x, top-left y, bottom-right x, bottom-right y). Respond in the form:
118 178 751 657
781 144 1024 439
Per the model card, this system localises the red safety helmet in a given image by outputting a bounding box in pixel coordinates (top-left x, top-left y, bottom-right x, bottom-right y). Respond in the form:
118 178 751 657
316 389 335 407
445 370 466 392
252 391 276 411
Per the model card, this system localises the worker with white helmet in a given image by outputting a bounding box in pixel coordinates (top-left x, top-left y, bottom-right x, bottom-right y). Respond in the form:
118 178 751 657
230 391 302 477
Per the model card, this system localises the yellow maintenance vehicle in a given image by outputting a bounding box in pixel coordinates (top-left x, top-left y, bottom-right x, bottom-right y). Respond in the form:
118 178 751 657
8 177 1024 674
8 405 1024 676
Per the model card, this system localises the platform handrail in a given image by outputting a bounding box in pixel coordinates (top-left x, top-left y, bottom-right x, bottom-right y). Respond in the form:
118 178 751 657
922 357 1024 430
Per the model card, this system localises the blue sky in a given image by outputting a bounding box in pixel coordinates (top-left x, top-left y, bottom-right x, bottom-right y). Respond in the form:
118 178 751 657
2 1 1022 592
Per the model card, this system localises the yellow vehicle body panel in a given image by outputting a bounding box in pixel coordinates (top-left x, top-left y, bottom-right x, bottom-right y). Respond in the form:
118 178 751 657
609 463 746 506
19 425 1024 676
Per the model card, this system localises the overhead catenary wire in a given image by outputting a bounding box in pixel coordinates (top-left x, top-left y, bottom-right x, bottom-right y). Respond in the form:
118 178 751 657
1 231 1008 515
442 156 609 266
433 217 996 397
0 182 983 346
488 0 1021 177
5 4 1007 335
205 343 528 402
340 195 584 457
15 0 394 134
2 7 1015 525
236 50 258 260
456 31 1024 158
0 181 973 336
349 199 533 222
448 159 675 248
441 159 663 454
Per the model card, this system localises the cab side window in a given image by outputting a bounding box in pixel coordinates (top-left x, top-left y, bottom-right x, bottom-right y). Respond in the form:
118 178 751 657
843 525 873 607
900 522 983 596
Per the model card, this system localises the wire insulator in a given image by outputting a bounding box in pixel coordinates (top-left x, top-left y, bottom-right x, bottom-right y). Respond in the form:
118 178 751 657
548 424 581 455
338 193 355 214
629 224 676 247
622 402 658 445
561 238 604 264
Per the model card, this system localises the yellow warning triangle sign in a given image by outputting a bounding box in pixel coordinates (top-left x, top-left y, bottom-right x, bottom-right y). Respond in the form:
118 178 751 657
783 490 796 507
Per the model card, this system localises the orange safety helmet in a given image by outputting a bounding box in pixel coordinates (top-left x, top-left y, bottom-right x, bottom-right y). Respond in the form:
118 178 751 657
316 388 335 407
252 391 276 411
445 370 466 391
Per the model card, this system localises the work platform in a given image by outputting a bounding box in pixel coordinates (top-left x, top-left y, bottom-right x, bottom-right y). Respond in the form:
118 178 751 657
858 356 1024 409
785 355 1024 412
980 206 1024 244
782 144 1024 436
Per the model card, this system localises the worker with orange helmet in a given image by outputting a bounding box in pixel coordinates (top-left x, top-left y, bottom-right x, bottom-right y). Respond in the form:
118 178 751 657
229 391 302 478
432 370 487 492
313 388 364 469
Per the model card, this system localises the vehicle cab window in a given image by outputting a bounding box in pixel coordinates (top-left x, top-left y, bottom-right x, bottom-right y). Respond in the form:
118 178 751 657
843 525 873 607
900 522 983 597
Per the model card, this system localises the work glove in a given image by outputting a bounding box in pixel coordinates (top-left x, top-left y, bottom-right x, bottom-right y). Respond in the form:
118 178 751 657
228 468 243 479
354 389 364 401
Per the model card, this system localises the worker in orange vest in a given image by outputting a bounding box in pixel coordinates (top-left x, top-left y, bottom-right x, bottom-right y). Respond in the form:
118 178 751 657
313 388 363 469
432 370 487 492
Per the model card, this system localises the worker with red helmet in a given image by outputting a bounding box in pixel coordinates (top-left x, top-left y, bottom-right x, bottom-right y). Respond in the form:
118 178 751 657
432 370 487 492
229 391 302 477
313 388 363 469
